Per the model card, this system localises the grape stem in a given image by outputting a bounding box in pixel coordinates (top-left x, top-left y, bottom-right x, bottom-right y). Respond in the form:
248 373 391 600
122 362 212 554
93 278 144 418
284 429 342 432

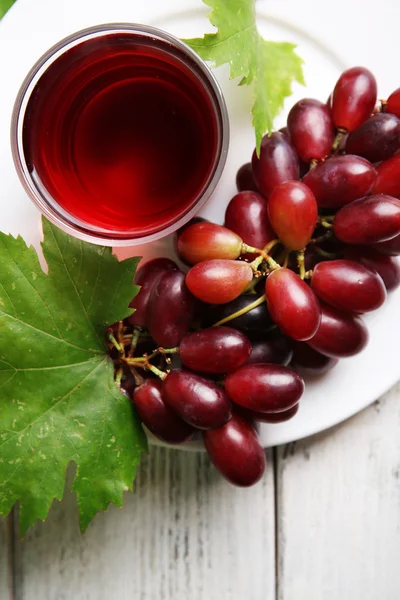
313 246 339 259
247 239 281 273
331 129 346 152
115 368 123 388
212 294 266 327
297 249 306 279
309 159 319 170
128 327 141 358
124 356 167 380
310 231 333 245
117 320 125 350
282 249 290 268
243 278 260 294
129 365 145 387
146 364 167 380
319 216 334 229
108 331 124 354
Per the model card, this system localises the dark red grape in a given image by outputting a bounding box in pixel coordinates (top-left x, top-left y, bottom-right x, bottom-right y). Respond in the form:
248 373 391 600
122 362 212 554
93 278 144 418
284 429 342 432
200 294 275 337
265 268 321 341
287 98 334 162
251 132 299 198
302 155 377 209
331 67 377 132
162 369 232 430
311 259 386 312
179 327 252 374
147 269 195 347
267 181 318 250
279 126 291 140
291 342 338 376
373 234 400 256
237 404 299 423
334 194 400 244
308 303 368 358
224 191 276 257
133 380 194 444
344 247 400 292
386 87 400 119
236 162 258 192
345 113 400 162
120 370 137 398
373 155 400 198
128 258 177 327
224 363 304 413
245 334 293 366
177 222 243 265
203 413 266 486
186 259 253 304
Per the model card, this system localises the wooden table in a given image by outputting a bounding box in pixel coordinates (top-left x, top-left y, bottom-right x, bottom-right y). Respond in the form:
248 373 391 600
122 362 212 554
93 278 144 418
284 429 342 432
2 381 400 600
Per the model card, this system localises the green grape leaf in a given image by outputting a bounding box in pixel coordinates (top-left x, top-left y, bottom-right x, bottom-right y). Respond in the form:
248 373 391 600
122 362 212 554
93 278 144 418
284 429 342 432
0 217 147 535
183 0 305 153
0 0 16 19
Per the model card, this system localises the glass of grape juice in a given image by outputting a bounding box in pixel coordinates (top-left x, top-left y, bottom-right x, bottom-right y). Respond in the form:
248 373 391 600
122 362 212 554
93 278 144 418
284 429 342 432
11 24 229 246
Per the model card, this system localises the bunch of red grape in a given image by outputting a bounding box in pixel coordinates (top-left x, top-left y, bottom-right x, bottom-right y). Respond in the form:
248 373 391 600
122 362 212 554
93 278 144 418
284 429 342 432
108 67 400 488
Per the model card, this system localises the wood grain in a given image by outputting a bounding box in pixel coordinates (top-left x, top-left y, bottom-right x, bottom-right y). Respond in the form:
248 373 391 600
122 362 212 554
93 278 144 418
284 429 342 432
276 383 400 600
13 446 275 600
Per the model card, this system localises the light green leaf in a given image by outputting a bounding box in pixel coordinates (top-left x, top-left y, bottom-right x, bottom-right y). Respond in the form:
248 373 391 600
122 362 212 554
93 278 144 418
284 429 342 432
183 0 305 153
0 217 146 534
0 0 16 19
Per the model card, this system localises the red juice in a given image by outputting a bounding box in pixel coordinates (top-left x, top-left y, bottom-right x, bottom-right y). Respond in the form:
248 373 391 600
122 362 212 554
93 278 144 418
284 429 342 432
22 33 220 237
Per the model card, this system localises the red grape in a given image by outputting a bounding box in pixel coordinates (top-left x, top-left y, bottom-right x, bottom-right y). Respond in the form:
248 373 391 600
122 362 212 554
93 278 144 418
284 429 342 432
128 258 177 327
331 67 377 132
373 234 400 256
224 363 304 413
133 380 194 444
345 113 400 162
308 303 368 358
201 294 275 336
237 404 299 423
267 181 318 250
177 222 243 265
311 259 387 312
373 155 400 199
292 342 338 376
334 194 400 244
251 131 299 198
287 98 334 162
344 247 400 292
179 327 252 373
147 269 195 347
265 268 321 341
174 217 208 265
236 162 258 192
162 369 232 430
245 334 293 366
302 155 377 209
120 370 137 398
386 87 400 119
186 259 253 304
224 191 276 257
203 413 266 486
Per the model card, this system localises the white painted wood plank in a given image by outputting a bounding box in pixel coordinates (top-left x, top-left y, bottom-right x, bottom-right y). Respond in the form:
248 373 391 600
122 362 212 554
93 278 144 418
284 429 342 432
277 382 400 600
14 446 275 600
0 516 12 600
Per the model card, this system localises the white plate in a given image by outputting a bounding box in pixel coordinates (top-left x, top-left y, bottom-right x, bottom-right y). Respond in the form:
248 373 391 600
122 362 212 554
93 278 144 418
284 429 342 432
1 0 399 448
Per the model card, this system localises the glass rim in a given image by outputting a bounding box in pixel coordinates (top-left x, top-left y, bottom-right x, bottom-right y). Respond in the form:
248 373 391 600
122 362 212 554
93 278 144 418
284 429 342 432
10 22 230 247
